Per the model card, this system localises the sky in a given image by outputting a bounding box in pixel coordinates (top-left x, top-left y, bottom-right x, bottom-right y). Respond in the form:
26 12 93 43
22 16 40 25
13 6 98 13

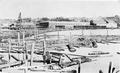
0 0 120 19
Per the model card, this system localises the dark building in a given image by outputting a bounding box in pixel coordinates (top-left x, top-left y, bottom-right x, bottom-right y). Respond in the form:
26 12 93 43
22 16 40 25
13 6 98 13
36 22 49 29
36 21 107 30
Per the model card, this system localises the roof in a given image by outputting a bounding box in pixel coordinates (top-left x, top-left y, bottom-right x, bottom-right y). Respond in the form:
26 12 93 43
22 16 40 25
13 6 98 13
105 17 116 23
48 21 90 25
92 17 107 24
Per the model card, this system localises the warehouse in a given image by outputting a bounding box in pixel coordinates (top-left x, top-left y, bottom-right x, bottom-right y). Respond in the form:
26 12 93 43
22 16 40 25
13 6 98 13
36 21 117 30
36 21 49 29
36 21 107 30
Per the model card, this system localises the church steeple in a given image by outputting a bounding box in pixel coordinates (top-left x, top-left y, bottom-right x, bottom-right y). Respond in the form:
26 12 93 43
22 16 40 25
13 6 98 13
16 12 22 30
17 12 22 23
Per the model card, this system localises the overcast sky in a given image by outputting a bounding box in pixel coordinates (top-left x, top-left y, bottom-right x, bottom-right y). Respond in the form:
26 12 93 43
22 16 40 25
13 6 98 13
0 0 120 19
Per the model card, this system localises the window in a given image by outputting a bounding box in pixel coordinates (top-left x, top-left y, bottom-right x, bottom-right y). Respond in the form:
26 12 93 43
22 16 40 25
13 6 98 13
55 25 65 29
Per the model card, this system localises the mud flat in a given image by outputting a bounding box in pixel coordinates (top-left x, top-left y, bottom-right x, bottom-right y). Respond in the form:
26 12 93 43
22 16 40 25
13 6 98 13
0 43 120 73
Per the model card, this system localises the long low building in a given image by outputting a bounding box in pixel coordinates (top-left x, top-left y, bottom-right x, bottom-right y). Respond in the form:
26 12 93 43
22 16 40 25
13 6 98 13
36 21 117 30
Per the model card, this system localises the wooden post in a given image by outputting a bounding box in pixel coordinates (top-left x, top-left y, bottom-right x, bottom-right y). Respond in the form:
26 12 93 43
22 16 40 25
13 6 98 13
24 41 28 73
78 60 81 73
69 31 71 43
18 31 20 60
106 29 108 44
78 62 81 73
24 42 28 67
43 34 46 64
18 31 20 43
82 29 84 36
8 38 11 68
23 31 25 42
108 62 112 73
22 31 25 61
30 43 35 66
43 34 46 55
58 31 59 41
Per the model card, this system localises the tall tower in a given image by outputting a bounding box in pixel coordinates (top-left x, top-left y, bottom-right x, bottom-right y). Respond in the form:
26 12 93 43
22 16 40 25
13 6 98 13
16 12 22 30
17 12 22 23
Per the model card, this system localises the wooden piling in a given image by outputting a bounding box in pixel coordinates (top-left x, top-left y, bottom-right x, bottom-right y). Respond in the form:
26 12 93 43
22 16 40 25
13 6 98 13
30 43 35 66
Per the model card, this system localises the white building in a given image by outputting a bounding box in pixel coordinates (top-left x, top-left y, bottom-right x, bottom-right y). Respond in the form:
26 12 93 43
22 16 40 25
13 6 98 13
106 20 117 28
48 21 90 29
93 17 117 28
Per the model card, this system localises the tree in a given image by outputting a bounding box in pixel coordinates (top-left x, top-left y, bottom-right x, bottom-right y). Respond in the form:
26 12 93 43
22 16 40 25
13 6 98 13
41 17 49 21
90 20 96 26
